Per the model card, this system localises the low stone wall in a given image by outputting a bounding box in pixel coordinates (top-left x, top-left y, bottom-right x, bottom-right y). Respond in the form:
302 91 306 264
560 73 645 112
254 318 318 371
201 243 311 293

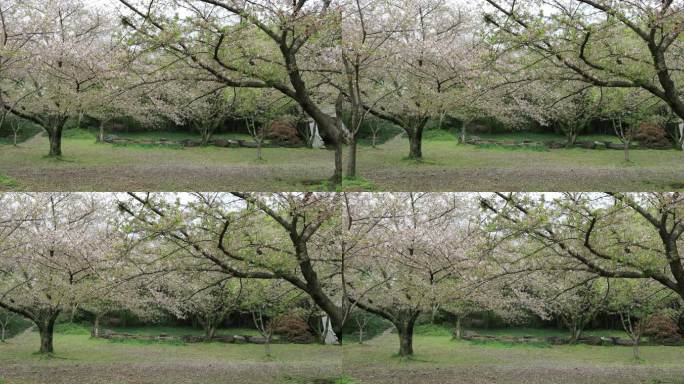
97 330 278 345
102 135 261 149
465 137 673 150
460 332 684 347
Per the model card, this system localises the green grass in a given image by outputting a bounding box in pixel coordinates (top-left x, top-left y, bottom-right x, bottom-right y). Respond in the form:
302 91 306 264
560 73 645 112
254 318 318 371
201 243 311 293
1 131 683 191
307 176 377 192
0 173 19 189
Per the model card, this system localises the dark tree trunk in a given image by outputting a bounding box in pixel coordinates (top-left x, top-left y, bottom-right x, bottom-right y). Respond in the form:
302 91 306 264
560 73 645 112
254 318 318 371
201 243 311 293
408 130 423 160
407 120 427 159
37 315 58 354
396 318 417 357
47 123 65 157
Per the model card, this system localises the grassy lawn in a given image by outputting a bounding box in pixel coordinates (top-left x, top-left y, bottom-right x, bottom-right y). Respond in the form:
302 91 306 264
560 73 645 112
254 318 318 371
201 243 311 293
0 131 682 191
1 326 683 384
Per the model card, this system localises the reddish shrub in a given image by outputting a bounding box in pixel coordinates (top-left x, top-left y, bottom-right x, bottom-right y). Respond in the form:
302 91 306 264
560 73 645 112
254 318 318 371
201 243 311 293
645 315 682 343
266 116 302 146
270 314 315 344
634 123 671 148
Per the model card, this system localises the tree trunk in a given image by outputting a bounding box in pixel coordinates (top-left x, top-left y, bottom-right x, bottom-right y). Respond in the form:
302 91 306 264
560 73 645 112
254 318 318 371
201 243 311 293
38 316 57 354
624 142 630 162
406 120 427 159
13 130 18 146
460 122 468 144
454 317 462 340
264 332 273 357
408 130 423 160
256 140 263 161
331 139 343 187
47 126 64 157
358 327 364 344
204 322 216 341
397 320 415 357
97 120 105 143
633 337 640 360
91 315 101 338
1 324 6 342
346 137 357 178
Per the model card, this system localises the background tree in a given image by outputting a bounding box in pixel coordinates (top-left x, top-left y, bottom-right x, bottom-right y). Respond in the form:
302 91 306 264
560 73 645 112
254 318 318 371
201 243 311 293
1 0 118 156
484 0 684 149
482 192 684 302
343 192 482 356
0 193 122 354
118 192 352 342
119 0 349 184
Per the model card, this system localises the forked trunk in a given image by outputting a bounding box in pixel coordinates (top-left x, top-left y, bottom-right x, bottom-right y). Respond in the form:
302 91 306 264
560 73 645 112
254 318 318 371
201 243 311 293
203 321 217 341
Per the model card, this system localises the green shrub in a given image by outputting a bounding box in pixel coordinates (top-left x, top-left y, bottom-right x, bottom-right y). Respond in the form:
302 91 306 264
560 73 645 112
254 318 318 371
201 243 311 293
109 338 186 347
466 339 551 349
55 323 90 335
414 324 453 337
342 311 391 342
62 128 96 140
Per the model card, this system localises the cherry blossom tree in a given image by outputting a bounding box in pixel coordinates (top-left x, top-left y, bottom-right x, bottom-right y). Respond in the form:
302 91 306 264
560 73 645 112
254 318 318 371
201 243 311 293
118 0 349 184
0 193 123 354
355 1 478 159
1 0 122 156
117 192 353 342
341 192 484 356
484 0 684 149
482 193 684 303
